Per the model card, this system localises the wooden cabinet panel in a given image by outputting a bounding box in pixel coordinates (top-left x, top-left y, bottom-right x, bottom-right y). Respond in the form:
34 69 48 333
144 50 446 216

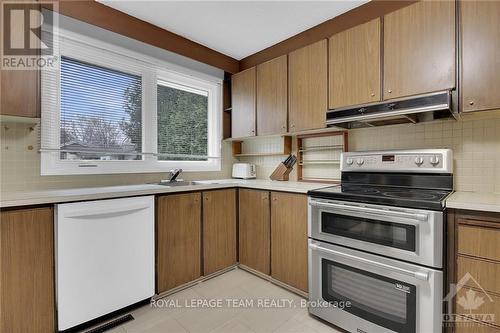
271 192 308 292
156 193 201 293
456 288 500 328
0 69 40 118
0 207 55 333
231 67 256 138
288 40 327 132
328 18 381 109
383 1 455 99
239 189 270 275
457 256 500 294
456 323 500 333
256 55 287 136
458 225 500 262
203 189 237 275
461 0 500 112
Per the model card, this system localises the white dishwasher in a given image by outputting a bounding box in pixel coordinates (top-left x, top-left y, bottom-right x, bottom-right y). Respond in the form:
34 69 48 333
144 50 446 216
56 196 155 331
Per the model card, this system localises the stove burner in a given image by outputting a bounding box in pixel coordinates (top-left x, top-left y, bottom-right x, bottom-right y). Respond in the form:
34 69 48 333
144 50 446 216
382 191 437 200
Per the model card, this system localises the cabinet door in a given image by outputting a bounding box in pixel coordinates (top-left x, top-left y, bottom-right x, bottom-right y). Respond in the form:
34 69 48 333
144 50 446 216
0 207 55 333
203 189 237 275
257 55 287 135
271 192 308 292
329 18 381 109
231 67 256 138
0 69 40 118
288 40 327 132
383 1 455 99
156 193 201 293
461 0 500 112
239 189 270 275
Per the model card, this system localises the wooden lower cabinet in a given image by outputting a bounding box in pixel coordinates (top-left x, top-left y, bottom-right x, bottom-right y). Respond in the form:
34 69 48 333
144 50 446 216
239 189 270 275
0 207 55 333
450 209 500 332
270 192 308 292
156 193 202 293
203 189 237 275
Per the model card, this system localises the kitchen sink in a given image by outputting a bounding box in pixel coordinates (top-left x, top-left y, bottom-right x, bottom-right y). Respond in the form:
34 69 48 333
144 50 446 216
157 180 198 187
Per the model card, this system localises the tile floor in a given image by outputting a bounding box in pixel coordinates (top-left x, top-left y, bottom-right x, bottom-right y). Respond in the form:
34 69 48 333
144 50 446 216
103 268 342 333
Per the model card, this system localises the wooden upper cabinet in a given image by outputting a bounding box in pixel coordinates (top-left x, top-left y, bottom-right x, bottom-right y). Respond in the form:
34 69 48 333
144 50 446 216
461 0 500 112
231 67 256 138
203 189 237 275
288 39 328 132
256 55 288 136
329 18 381 109
0 207 55 333
271 192 308 292
156 193 201 293
383 1 455 100
0 68 40 118
239 189 271 275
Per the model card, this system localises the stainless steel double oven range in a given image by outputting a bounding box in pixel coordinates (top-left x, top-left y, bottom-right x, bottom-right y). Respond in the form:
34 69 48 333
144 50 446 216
307 149 453 333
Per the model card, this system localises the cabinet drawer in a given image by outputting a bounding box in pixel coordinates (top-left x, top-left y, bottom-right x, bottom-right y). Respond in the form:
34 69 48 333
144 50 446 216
456 288 500 328
458 225 500 262
457 256 500 294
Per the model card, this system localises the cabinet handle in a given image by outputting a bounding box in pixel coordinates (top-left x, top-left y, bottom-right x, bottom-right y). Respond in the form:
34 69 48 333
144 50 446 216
370 93 375 97
281 125 286 129
469 101 474 106
387 89 392 94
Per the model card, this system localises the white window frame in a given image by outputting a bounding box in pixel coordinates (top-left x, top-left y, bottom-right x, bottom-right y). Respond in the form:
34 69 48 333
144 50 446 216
41 29 222 175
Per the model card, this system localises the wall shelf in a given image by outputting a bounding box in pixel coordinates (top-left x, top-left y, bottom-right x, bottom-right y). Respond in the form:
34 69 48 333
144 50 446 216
232 136 292 158
297 131 347 183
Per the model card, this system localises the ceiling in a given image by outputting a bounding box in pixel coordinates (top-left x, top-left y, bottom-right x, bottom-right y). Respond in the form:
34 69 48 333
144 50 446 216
99 1 369 60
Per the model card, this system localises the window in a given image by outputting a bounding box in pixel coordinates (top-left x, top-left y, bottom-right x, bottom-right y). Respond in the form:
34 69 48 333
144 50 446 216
41 30 221 175
157 80 208 161
60 57 142 161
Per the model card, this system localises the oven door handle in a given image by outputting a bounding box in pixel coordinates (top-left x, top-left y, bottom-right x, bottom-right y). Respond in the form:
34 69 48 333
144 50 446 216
309 200 429 222
310 242 429 281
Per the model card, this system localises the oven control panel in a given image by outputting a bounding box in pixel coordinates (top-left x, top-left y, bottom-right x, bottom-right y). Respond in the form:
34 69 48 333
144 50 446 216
341 149 453 173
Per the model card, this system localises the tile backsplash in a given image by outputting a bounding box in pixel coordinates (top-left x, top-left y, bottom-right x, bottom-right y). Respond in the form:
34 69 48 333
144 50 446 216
1 110 499 194
0 120 233 193
239 110 500 193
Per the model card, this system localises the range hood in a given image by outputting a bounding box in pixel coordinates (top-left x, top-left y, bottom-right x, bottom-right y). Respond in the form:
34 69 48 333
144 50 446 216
326 90 457 129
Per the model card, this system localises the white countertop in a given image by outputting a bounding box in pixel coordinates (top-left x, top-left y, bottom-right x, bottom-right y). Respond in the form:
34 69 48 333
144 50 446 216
446 191 500 213
0 179 333 208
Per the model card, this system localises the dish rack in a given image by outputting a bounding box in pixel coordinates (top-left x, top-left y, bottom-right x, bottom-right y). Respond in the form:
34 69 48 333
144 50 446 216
297 131 348 183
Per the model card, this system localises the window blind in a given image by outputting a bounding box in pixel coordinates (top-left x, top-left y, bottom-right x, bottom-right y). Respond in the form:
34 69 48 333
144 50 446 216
59 56 142 161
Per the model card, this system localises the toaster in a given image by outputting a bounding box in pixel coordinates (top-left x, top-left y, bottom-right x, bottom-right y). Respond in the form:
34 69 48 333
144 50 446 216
232 163 256 179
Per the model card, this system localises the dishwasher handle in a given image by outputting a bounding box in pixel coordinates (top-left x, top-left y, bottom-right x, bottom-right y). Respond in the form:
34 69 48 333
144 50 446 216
63 203 151 219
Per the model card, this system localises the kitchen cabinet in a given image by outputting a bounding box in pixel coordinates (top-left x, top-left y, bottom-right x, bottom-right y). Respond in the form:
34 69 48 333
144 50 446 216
0 68 40 118
231 67 256 138
461 0 500 112
449 209 500 330
288 39 327 132
256 55 288 136
156 193 201 293
239 189 270 275
328 18 381 109
383 1 455 100
270 192 308 292
0 207 55 333
203 189 237 275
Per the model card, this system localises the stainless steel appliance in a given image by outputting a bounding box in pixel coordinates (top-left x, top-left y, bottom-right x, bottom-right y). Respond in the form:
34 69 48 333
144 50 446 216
307 149 453 333
326 90 457 129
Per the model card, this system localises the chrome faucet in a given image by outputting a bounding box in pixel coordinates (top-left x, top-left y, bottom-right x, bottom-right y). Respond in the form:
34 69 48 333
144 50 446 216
168 169 183 182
